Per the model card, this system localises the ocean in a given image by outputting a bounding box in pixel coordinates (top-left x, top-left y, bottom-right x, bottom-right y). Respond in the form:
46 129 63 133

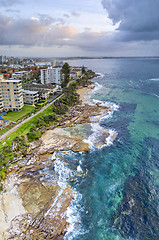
56 58 159 240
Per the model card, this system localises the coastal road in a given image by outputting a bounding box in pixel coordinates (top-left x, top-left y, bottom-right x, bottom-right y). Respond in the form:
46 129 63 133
0 93 64 141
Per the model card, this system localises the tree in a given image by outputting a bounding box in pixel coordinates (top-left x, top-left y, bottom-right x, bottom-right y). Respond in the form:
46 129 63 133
82 65 86 74
61 62 70 88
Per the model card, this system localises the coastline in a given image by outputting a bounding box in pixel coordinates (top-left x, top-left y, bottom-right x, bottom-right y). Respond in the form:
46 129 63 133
0 79 118 239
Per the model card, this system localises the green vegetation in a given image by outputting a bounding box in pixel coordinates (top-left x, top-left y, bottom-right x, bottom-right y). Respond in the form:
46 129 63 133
0 136 28 189
0 104 54 147
61 62 70 88
27 113 57 141
0 124 13 135
35 100 48 108
82 65 86 74
3 105 35 122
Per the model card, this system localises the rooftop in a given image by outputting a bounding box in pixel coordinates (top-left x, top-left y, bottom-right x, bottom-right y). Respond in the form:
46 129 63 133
14 71 28 74
1 79 21 83
23 89 39 94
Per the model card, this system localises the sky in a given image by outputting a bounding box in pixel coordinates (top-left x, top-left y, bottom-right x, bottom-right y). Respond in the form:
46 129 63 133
0 0 159 57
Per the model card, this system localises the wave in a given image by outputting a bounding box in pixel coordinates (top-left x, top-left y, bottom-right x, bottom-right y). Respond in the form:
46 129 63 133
92 82 103 93
95 72 105 78
53 152 74 189
92 99 119 112
52 152 86 240
153 94 159 98
65 193 87 240
84 123 117 149
149 78 159 81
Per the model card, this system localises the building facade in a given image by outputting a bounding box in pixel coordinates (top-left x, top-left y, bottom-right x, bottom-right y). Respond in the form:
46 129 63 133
0 79 24 112
23 89 39 105
23 83 55 100
12 71 30 81
41 67 61 85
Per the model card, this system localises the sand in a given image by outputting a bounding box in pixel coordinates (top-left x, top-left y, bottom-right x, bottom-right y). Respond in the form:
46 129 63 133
0 175 26 240
76 84 95 104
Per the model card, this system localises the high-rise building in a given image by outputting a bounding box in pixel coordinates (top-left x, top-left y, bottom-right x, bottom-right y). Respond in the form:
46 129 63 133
0 55 6 64
41 67 61 85
0 79 24 112
0 86 3 112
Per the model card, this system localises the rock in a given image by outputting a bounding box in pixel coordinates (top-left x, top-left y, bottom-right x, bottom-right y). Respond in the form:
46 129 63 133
72 141 90 152
38 133 90 154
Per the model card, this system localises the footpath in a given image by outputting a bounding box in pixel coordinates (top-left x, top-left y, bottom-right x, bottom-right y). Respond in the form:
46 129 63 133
0 93 63 141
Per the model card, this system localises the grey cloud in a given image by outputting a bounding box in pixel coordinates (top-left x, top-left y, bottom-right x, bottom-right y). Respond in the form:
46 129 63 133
71 11 80 17
102 0 159 41
0 12 150 56
63 14 70 18
37 13 66 25
0 13 115 53
0 0 22 7
6 9 20 13
37 14 56 25
0 13 76 46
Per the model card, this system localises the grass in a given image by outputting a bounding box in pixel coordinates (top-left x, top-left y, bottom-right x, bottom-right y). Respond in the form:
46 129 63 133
0 103 54 149
0 125 13 136
2 105 35 122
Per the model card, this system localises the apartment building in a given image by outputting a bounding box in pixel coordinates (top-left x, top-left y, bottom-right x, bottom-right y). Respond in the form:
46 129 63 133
0 79 24 112
12 71 30 81
41 67 61 85
23 89 39 105
23 83 55 100
0 86 3 112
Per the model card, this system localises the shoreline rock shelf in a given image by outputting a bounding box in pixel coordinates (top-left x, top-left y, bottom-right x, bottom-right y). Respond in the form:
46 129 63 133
0 82 118 239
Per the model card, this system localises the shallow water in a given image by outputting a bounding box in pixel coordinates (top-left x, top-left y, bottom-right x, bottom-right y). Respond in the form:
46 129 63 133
56 58 159 239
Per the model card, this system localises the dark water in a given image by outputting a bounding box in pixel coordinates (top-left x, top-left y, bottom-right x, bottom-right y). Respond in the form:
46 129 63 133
61 58 159 240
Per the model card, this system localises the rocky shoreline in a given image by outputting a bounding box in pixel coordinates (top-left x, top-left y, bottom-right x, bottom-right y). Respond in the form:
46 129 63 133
0 82 117 239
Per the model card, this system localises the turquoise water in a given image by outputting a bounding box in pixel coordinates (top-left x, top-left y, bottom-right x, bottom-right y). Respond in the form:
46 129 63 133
61 58 159 239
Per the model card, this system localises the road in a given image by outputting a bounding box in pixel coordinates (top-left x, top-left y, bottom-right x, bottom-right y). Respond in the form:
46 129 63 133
0 93 64 141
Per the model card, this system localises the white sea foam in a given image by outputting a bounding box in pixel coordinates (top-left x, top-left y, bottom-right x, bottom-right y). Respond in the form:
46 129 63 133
152 94 159 98
77 165 83 172
92 99 119 111
149 78 159 81
52 152 85 240
53 152 74 189
92 82 103 93
65 192 86 240
106 129 117 146
84 123 117 149
95 72 105 78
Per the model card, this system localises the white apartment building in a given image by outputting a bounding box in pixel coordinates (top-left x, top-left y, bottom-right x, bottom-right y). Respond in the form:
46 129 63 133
0 86 3 112
0 79 24 112
23 89 39 105
41 67 61 85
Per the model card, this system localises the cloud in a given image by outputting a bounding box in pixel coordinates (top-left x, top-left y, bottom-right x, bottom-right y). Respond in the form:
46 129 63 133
102 0 159 41
1 8 157 57
71 11 81 17
37 14 56 25
0 13 78 46
0 0 22 7
63 14 70 18
0 12 116 53
6 9 20 13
